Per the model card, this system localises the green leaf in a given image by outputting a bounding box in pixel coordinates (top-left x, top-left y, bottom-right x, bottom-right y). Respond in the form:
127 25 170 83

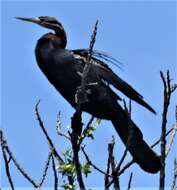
58 163 75 176
82 162 92 177
84 125 96 140
61 182 73 190
62 148 72 162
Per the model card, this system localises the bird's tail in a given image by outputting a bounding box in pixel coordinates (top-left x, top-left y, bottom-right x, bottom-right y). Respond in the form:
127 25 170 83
111 104 161 173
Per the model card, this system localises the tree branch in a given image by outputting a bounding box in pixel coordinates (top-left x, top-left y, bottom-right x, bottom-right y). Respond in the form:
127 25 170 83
35 100 64 164
0 130 15 190
38 151 52 187
51 154 59 190
70 20 98 189
127 172 133 190
171 158 177 190
159 70 176 189
0 129 38 188
81 146 111 177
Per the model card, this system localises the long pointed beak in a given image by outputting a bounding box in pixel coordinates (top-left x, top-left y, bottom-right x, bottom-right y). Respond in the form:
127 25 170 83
15 17 41 24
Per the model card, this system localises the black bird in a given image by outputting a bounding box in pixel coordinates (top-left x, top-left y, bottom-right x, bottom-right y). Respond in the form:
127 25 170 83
16 16 161 173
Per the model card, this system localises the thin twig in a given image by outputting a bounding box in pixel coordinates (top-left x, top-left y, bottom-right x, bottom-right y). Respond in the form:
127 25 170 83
35 101 64 164
108 100 133 188
36 102 75 186
116 100 132 171
56 113 71 141
70 20 99 190
171 158 177 190
75 20 99 111
104 142 112 189
81 20 99 100
38 151 52 187
127 172 133 190
0 130 15 190
117 100 132 172
71 113 85 189
159 70 175 189
165 123 177 157
0 129 38 188
81 146 111 177
109 137 120 190
151 127 175 148
51 154 59 190
79 116 94 146
116 148 128 172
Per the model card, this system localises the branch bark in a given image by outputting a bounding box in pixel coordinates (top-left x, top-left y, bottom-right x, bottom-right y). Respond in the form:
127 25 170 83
70 20 98 190
0 130 15 190
159 70 176 189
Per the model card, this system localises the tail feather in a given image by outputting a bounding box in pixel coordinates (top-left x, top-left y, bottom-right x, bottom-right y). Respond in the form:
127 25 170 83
111 104 161 173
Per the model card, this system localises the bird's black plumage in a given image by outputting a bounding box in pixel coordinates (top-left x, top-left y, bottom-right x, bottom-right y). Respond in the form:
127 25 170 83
16 16 161 173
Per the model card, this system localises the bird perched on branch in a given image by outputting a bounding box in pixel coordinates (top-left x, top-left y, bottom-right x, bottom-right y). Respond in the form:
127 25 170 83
16 16 161 173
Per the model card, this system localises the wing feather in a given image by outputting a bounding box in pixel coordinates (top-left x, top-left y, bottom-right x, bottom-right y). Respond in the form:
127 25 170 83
72 49 156 114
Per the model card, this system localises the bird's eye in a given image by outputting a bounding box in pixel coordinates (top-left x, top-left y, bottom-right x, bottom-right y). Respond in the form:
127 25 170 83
38 16 45 21
38 16 60 25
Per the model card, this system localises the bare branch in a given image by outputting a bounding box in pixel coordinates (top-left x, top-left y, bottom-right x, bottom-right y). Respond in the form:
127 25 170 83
105 142 112 189
118 160 134 176
70 113 85 189
109 137 120 190
0 130 15 190
38 151 52 187
80 20 99 103
81 146 111 177
0 129 38 188
35 101 64 164
171 158 177 190
70 20 99 190
117 148 128 172
75 20 98 111
151 127 175 148
159 70 176 189
165 123 177 157
127 172 133 190
56 112 71 141
166 106 177 157
51 154 59 190
117 100 132 171
78 116 94 146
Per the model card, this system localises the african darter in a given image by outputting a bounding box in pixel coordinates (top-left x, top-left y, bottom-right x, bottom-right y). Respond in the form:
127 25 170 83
16 16 161 173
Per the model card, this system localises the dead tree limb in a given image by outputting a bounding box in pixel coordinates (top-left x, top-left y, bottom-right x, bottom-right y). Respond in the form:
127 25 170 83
0 130 15 190
70 20 98 190
51 154 59 190
0 129 38 188
35 100 64 164
105 142 112 189
109 137 120 190
81 146 111 177
159 70 176 189
171 158 177 190
127 172 133 190
38 151 52 187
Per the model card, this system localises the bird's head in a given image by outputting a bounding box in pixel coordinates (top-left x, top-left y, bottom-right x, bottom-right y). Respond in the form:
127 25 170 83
16 16 64 34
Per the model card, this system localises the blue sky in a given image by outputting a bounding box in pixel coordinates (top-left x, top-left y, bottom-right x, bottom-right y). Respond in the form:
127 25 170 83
1 0 176 188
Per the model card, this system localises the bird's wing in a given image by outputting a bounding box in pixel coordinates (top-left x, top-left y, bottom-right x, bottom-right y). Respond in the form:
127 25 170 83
72 49 156 114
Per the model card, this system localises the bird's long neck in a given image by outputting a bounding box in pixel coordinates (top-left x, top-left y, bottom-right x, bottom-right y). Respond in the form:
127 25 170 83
55 29 67 49
35 30 68 73
35 29 67 60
